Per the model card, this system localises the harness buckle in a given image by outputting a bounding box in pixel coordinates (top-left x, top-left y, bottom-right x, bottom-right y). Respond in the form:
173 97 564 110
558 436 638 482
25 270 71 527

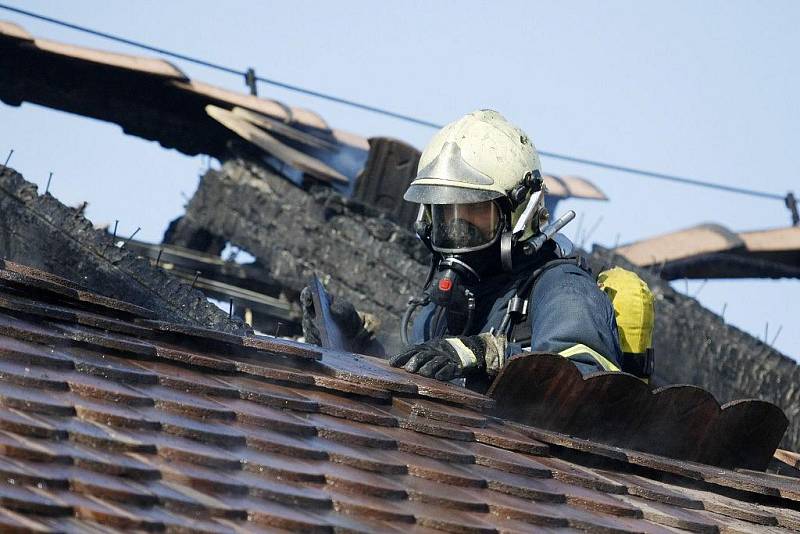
644 347 655 377
506 296 527 316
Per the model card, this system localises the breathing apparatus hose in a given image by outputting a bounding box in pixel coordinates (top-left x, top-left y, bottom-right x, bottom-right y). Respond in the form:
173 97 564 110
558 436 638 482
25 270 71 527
400 287 477 346
401 255 439 346
400 295 429 346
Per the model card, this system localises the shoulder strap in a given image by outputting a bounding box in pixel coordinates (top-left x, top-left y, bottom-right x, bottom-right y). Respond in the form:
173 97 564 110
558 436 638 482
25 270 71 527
507 255 589 346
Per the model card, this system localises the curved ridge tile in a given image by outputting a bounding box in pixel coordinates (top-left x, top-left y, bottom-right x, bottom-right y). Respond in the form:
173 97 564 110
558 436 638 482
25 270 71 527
700 399 789 470
489 353 787 469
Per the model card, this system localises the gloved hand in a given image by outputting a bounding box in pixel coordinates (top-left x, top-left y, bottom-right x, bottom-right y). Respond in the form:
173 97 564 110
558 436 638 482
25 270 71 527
390 332 507 381
300 286 376 350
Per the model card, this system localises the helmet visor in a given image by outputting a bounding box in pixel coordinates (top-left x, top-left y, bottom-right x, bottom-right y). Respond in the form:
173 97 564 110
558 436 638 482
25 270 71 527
430 201 501 252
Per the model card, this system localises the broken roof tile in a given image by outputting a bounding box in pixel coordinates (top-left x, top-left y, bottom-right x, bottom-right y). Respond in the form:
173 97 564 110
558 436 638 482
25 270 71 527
393 396 489 428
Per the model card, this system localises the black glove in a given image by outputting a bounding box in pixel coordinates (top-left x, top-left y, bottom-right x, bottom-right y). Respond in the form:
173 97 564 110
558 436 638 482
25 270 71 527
390 333 507 382
300 286 373 349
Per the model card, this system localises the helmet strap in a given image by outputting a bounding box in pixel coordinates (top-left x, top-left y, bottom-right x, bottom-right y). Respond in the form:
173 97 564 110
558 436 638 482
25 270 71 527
501 170 545 272
501 231 515 272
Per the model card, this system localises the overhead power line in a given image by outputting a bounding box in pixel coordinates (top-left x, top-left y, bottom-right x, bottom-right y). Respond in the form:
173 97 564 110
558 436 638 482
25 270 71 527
1 2 796 213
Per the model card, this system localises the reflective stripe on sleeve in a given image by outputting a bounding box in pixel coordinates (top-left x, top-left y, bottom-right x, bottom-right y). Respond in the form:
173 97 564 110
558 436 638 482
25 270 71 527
445 338 479 369
558 343 620 372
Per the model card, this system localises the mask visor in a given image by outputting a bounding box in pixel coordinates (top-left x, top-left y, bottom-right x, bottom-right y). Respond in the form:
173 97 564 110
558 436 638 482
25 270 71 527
430 201 501 252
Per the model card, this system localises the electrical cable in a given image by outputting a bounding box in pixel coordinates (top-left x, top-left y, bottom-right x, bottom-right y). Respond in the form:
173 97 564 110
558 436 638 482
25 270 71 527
0 2 795 208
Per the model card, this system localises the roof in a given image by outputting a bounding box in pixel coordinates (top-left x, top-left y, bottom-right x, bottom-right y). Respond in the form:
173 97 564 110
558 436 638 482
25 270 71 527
0 257 798 532
0 165 247 337
0 20 369 184
542 174 608 201
614 223 800 280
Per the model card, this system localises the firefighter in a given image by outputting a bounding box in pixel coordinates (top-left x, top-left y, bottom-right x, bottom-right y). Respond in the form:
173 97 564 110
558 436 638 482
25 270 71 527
389 109 624 385
303 110 653 388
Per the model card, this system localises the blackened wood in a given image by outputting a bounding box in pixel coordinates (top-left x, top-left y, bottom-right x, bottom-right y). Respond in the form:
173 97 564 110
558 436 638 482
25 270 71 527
0 168 245 334
353 137 421 228
163 160 431 353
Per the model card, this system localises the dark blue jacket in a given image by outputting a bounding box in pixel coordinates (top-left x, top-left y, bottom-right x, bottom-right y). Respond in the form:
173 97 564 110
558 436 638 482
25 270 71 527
411 239 623 375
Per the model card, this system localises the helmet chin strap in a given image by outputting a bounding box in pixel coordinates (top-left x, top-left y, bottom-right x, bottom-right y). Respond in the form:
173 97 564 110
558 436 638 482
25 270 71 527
501 171 546 272
500 232 515 272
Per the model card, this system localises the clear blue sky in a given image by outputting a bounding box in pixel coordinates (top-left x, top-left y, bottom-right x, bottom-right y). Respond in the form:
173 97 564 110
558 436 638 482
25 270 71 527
1 1 798 359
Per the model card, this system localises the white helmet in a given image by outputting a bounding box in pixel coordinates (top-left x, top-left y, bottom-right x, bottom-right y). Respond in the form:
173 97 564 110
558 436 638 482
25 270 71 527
405 110 547 266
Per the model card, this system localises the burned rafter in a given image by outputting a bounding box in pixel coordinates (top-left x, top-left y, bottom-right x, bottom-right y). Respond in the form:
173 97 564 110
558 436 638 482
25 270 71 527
163 158 431 350
124 239 301 333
